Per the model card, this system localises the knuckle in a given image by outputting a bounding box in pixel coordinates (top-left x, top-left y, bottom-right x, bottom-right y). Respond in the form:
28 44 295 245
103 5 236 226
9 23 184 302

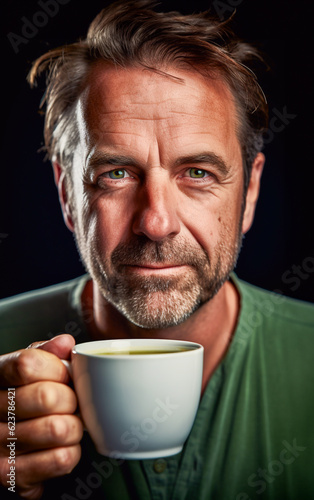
53 446 80 474
48 415 68 442
53 447 72 472
15 350 48 383
37 383 58 411
15 350 35 382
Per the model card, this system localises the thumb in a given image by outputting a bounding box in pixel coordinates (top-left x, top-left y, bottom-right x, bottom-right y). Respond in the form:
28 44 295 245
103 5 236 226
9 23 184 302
27 334 75 360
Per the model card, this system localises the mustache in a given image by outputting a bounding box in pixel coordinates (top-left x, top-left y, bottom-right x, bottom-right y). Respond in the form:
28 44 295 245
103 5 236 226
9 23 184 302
110 236 210 269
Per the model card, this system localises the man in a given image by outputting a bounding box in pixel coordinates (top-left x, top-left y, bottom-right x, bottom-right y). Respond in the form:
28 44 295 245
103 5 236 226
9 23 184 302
0 1 313 499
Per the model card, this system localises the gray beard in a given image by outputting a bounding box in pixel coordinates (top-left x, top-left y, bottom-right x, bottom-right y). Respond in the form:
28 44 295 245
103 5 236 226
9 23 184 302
80 235 242 329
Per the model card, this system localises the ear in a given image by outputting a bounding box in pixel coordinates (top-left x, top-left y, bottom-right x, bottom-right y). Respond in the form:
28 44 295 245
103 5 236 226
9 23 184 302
242 152 265 234
52 161 75 232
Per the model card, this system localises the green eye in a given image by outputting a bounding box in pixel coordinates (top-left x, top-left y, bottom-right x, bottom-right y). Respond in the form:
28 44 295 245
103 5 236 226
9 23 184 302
189 168 207 178
108 169 126 179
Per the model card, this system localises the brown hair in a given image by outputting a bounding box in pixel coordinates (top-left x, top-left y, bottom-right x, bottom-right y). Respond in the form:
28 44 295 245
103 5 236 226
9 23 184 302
29 0 268 192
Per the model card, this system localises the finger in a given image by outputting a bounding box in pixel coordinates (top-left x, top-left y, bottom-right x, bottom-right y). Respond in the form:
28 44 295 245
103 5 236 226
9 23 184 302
0 381 77 421
29 334 75 360
3 415 84 455
19 444 82 487
0 348 69 388
6 444 81 499
15 382 78 420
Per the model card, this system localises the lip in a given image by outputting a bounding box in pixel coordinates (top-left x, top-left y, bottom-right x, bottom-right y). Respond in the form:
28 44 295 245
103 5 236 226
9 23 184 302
132 263 183 269
124 264 187 275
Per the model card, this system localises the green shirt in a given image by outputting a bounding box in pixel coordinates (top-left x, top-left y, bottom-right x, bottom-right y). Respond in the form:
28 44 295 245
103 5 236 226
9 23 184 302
0 275 313 499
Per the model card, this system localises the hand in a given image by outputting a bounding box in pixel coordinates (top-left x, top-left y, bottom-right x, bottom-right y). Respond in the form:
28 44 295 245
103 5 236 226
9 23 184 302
0 335 84 499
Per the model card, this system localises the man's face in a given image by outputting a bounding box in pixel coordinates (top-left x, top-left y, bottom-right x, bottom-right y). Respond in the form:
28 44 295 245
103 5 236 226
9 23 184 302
67 64 246 329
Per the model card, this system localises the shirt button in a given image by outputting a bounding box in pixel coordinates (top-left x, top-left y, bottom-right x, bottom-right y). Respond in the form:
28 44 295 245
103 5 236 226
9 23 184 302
153 459 167 473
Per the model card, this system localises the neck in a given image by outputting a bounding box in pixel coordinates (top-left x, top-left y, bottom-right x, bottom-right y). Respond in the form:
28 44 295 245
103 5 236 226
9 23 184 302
82 278 240 393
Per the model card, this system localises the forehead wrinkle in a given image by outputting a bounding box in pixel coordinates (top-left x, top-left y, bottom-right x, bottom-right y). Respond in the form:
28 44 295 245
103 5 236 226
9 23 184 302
78 66 242 174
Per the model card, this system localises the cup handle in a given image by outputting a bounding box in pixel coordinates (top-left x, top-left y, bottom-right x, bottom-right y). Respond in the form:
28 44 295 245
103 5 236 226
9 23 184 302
61 359 73 378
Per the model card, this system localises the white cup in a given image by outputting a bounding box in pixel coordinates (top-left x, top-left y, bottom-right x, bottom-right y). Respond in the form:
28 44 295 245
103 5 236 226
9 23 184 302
69 338 204 459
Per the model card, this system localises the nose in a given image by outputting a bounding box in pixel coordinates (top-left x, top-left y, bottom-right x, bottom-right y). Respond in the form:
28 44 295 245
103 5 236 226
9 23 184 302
132 173 181 241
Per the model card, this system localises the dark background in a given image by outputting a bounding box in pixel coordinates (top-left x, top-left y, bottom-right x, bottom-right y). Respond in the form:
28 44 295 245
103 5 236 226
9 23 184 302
1 0 313 303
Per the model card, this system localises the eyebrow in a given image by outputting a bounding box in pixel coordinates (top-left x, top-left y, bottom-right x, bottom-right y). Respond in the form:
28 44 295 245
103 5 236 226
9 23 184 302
174 152 230 176
86 151 139 170
86 150 230 176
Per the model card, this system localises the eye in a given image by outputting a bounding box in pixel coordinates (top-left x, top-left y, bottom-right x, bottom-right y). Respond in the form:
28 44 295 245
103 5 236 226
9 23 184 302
104 169 130 179
187 168 210 179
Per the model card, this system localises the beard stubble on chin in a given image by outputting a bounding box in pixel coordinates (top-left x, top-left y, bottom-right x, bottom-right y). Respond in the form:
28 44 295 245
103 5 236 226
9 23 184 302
78 233 242 330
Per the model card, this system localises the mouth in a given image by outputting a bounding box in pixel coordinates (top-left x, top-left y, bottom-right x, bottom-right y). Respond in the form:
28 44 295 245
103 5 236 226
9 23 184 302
122 264 188 275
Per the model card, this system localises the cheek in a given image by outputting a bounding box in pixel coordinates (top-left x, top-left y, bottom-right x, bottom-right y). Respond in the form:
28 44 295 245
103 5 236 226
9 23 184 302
179 191 242 254
84 196 133 252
